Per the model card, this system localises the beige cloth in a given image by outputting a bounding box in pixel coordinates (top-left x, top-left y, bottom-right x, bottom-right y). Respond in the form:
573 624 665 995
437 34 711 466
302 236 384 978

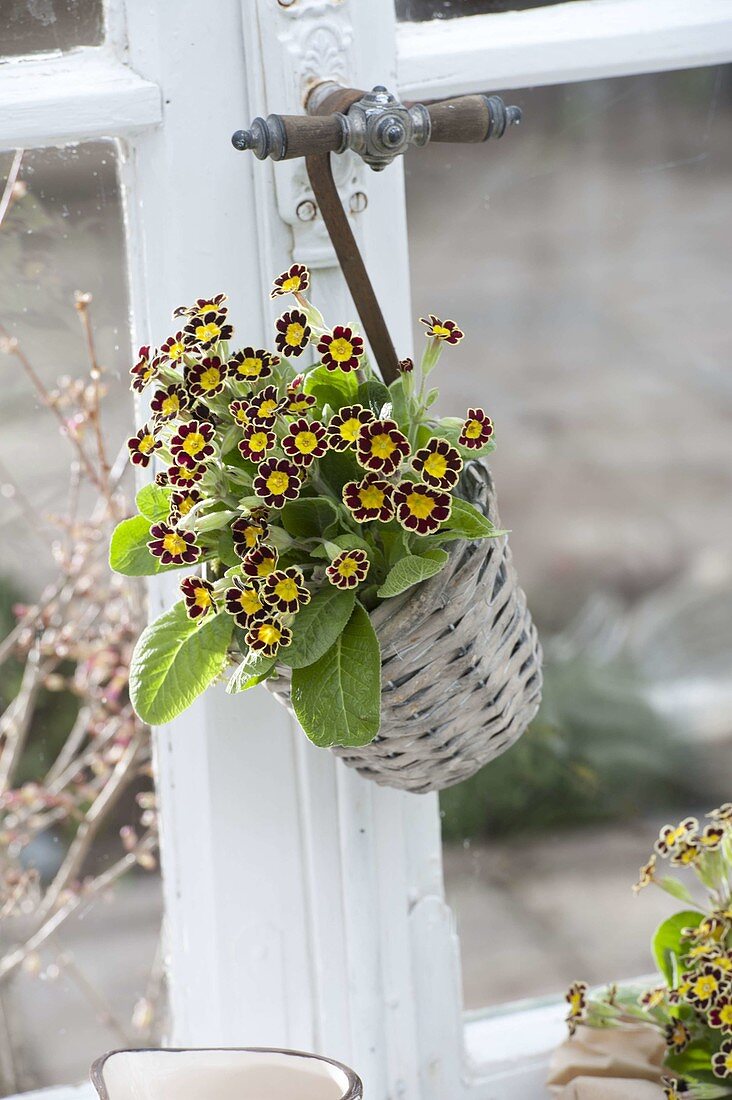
547 1024 666 1100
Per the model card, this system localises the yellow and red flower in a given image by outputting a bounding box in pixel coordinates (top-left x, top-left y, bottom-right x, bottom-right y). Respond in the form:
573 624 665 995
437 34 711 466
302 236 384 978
150 384 188 421
419 314 464 344
127 425 161 467
283 379 316 416
224 577 264 625
317 325 364 372
246 385 284 426
229 399 251 427
709 997 732 1033
655 818 699 857
699 825 725 851
670 840 700 867
180 576 216 619
183 310 233 350
245 611 292 658
282 418 328 466
355 418 410 474
639 986 666 1009
130 346 158 392
231 512 269 557
148 523 199 566
168 463 205 487
241 545 279 579
632 855 657 894
565 981 587 1036
326 405 374 451
393 481 451 535
459 408 494 450
270 263 310 299
709 804 732 823
174 293 227 318
275 309 311 357
665 1020 690 1054
170 420 215 467
713 1040 732 1079
262 567 311 614
685 964 726 1008
238 424 276 463
228 347 277 384
170 489 202 520
661 1076 690 1100
343 475 394 523
252 458 303 508
160 332 186 366
398 357 414 373
326 549 370 590
187 355 229 398
412 437 463 490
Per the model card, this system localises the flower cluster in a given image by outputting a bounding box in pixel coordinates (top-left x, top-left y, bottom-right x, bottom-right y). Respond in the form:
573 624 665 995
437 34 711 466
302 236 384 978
564 805 732 1100
116 265 501 747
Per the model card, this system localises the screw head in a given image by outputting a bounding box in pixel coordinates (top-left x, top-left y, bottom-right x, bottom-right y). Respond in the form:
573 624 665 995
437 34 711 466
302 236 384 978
296 199 317 222
349 191 368 214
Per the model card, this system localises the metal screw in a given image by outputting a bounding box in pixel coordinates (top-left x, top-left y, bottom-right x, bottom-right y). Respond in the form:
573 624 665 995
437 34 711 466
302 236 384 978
296 199 317 222
349 192 368 214
277 0 296 6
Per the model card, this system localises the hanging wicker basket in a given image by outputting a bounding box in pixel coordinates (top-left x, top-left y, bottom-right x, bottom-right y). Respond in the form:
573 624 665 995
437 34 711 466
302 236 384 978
264 458 542 793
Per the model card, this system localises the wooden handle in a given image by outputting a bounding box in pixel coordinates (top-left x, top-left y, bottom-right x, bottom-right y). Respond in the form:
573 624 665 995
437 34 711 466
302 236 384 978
426 95 493 143
275 114 346 161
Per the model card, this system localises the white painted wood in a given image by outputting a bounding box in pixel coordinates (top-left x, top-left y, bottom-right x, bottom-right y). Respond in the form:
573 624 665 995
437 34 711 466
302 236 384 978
0 47 160 152
397 0 732 99
16 1087 94 1100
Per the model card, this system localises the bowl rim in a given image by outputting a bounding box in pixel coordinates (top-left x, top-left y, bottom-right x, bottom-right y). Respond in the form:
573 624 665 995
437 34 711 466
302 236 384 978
90 1046 363 1100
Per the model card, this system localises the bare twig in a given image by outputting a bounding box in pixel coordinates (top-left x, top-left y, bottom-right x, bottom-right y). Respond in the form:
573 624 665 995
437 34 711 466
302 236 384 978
0 149 23 233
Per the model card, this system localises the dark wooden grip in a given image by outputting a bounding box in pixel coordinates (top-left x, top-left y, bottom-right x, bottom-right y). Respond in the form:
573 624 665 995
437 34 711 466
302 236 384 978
426 95 493 143
277 114 346 161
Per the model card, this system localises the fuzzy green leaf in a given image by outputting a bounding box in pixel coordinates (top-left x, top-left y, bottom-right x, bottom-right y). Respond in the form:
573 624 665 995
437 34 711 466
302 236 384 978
358 379 390 415
651 910 701 986
376 548 449 598
278 587 356 669
109 515 184 576
291 602 381 747
136 483 172 522
226 652 275 693
436 497 503 542
130 603 233 724
318 450 361 495
304 364 359 405
280 496 340 539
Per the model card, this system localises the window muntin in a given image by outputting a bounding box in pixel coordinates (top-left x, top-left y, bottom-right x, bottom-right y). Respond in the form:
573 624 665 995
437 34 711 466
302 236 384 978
404 64 732 1009
2 0 103 59
396 0 582 22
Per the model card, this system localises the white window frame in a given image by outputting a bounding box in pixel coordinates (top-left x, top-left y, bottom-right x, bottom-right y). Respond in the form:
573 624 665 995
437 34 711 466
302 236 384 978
2 2 731 1097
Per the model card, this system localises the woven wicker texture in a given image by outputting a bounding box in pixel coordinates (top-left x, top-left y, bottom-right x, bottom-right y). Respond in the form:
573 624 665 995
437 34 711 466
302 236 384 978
265 460 542 793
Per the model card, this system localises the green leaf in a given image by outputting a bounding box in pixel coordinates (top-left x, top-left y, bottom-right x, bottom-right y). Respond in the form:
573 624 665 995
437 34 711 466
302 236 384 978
308 382 349 414
436 497 502 542
136 483 171 521
358 379 390 415
226 652 275 693
664 1041 716 1085
291 602 381 747
217 527 241 568
318 449 361 495
304 364 358 405
109 515 185 576
130 603 234 724
280 496 340 539
278 587 356 669
657 876 696 905
377 548 449 598
652 910 701 986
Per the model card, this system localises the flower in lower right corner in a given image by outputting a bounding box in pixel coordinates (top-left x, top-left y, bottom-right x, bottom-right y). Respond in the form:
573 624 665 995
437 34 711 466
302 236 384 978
565 981 587 1035
180 576 216 619
245 611 292 658
458 408 494 450
326 549 370 590
713 1039 732 1079
392 481 451 535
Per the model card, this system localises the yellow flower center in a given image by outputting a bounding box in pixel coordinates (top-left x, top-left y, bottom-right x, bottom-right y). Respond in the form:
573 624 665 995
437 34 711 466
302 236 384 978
465 419 483 439
720 1004 732 1026
233 407 249 425
241 525 263 549
337 557 360 577
238 588 262 616
424 452 448 479
163 533 187 556
693 975 718 999
258 623 281 646
370 433 396 459
275 578 299 602
329 337 354 362
360 485 385 510
176 467 197 482
200 366 221 391
286 322 305 347
266 470 290 496
237 357 263 378
161 394 181 417
405 490 435 519
339 417 362 442
725 1052 732 1073
256 556 276 577
198 302 219 313
193 586 212 610
168 342 184 362
256 399 279 419
282 276 300 293
249 431 270 453
568 992 582 1014
178 494 196 516
295 431 318 454
138 433 156 454
432 324 451 339
182 432 206 457
195 322 221 343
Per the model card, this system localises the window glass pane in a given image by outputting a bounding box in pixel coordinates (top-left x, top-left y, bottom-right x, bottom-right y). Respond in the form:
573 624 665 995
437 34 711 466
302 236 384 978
0 143 163 1091
396 0 580 21
2 0 102 59
404 65 732 1010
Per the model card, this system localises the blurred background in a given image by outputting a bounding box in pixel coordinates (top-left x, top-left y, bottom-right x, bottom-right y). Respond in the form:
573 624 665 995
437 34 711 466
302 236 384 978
1 0 731 1091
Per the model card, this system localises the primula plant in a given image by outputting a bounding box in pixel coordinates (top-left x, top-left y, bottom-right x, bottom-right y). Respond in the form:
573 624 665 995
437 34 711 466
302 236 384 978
565 805 732 1100
111 264 501 747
